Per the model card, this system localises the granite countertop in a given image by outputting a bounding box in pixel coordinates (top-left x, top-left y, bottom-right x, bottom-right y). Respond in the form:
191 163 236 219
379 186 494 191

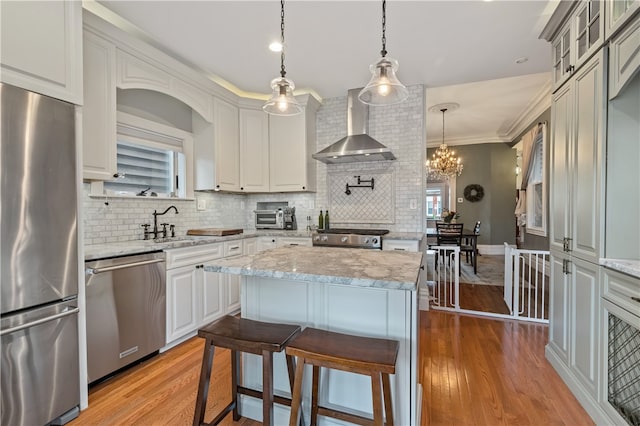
84 230 314 260
600 258 640 280
203 246 422 291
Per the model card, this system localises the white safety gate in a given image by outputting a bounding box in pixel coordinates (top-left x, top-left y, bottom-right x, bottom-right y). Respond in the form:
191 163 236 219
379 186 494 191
426 244 549 323
503 243 550 323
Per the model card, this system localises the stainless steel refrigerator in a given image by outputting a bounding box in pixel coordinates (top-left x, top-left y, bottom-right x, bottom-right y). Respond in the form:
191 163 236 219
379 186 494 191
1 83 80 425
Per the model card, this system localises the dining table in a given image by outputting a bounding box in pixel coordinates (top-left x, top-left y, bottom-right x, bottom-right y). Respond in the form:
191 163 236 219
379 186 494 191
425 227 480 274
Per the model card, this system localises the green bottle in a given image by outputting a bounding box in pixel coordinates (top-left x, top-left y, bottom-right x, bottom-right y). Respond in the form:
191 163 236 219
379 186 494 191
324 210 330 230
318 210 324 230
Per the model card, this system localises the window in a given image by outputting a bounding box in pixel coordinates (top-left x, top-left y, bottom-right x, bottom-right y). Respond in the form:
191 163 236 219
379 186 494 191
526 129 546 236
103 112 193 198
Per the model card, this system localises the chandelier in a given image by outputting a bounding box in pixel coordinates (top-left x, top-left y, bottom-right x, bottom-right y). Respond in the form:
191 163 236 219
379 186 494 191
426 108 463 180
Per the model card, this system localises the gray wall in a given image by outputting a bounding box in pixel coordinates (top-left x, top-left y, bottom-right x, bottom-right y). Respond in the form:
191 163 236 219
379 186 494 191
511 108 551 251
438 143 517 246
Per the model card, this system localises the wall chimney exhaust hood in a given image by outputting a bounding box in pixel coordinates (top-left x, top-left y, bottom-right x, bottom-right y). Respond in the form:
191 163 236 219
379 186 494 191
312 89 396 164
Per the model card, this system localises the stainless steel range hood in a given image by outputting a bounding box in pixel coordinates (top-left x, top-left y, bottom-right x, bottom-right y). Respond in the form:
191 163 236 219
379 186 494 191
312 89 396 164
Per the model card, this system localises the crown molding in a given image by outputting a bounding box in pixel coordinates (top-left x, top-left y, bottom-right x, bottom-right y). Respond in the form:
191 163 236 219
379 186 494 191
503 79 552 141
426 135 510 148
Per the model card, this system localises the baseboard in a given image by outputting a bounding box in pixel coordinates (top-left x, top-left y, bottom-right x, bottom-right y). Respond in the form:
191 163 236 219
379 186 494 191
477 244 510 255
545 345 614 426
160 330 197 352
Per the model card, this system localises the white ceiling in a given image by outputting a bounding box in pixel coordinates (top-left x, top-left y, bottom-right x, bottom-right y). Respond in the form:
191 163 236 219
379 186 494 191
93 0 557 146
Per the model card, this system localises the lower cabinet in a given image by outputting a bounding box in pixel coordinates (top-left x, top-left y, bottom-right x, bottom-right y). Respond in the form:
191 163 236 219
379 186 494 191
382 239 419 252
165 240 246 346
548 251 601 411
166 260 224 344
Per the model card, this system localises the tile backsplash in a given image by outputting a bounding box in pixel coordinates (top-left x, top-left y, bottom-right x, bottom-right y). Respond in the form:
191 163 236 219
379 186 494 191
83 84 425 244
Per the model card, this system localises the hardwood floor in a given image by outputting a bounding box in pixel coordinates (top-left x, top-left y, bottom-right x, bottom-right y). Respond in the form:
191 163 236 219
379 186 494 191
71 312 592 426
420 310 593 425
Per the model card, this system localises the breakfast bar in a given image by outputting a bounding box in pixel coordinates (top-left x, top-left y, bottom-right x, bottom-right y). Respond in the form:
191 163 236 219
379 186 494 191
205 246 423 425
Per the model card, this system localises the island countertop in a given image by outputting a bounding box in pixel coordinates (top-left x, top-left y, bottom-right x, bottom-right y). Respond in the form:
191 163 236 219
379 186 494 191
204 246 422 291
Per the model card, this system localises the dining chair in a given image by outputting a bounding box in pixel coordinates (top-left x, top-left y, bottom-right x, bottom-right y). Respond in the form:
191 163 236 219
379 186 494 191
461 221 481 273
435 223 464 272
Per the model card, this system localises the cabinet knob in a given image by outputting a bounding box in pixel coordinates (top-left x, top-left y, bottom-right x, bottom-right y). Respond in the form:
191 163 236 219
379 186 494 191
240 187 244 191
302 186 306 190
216 185 220 188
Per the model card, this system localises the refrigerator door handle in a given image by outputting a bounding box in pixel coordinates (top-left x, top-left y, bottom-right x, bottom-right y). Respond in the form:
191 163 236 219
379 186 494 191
87 258 164 275
1 307 79 336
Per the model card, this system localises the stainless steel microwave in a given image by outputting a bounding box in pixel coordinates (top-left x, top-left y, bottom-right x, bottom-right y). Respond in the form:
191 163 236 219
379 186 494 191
254 209 285 229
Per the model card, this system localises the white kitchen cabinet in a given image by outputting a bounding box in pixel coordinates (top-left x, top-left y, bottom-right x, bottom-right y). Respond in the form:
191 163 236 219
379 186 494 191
382 239 419 252
240 108 270 192
548 254 601 401
605 0 640 41
549 253 571 364
82 30 117 181
550 0 604 93
276 237 313 247
0 0 83 105
257 236 277 252
212 98 240 192
549 50 605 264
223 240 244 314
269 95 320 192
608 13 640 99
165 243 226 346
166 264 198 343
243 237 258 255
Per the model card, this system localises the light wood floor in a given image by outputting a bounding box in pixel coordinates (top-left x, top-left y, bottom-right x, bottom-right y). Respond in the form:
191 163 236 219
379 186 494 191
71 312 593 426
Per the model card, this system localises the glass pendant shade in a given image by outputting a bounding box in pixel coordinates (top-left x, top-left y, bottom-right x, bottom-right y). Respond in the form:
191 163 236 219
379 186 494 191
263 77 302 116
359 57 409 105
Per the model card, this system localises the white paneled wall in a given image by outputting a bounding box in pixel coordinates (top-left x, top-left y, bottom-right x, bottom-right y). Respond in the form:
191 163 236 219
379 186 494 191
83 84 425 244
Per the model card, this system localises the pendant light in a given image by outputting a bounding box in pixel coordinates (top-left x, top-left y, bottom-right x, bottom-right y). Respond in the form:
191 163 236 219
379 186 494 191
426 108 463 179
263 0 302 116
358 0 408 106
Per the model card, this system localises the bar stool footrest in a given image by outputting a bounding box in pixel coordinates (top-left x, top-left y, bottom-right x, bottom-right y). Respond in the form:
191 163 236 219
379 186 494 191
200 400 236 426
317 406 377 426
237 385 294 408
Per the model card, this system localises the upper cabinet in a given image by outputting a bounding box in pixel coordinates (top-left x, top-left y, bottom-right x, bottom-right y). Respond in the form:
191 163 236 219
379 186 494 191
240 108 270 192
0 0 83 105
550 0 605 92
608 13 640 99
269 95 320 192
82 29 117 180
605 0 640 40
212 98 240 191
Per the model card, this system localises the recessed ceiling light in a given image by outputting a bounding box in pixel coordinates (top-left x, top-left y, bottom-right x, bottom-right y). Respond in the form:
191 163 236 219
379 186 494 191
515 57 529 64
269 41 282 52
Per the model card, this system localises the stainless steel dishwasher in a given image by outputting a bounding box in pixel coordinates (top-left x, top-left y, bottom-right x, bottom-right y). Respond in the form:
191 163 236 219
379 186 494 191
85 251 166 383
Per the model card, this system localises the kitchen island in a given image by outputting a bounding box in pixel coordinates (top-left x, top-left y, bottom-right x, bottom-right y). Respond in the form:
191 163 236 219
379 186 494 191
205 246 423 426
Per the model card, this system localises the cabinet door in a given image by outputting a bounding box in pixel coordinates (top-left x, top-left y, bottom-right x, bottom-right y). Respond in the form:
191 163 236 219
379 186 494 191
571 51 605 263
550 83 573 253
201 265 224 325
225 274 241 314
82 31 117 181
269 113 309 192
257 237 277 252
609 14 640 99
549 252 571 364
573 0 604 68
569 257 600 398
166 265 198 343
240 108 269 192
244 237 258 255
276 237 312 247
605 0 640 41
552 21 574 91
0 0 82 104
214 98 240 191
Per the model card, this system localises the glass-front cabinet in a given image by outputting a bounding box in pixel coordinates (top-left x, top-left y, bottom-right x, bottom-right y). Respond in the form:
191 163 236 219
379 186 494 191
551 0 605 92
605 0 640 40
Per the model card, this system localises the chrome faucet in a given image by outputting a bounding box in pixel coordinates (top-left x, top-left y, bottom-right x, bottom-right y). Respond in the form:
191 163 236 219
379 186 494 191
152 205 178 239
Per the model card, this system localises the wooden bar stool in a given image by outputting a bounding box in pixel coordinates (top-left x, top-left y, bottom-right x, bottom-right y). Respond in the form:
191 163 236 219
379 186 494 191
193 315 301 426
286 328 399 426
